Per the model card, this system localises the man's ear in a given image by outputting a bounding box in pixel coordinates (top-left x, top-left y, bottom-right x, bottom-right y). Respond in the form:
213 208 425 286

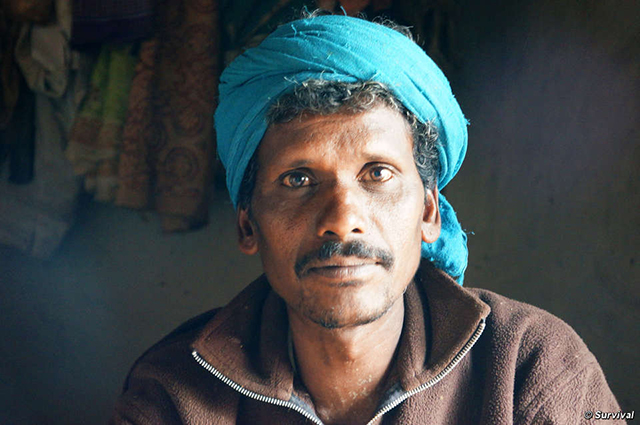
422 187 441 244
237 207 259 255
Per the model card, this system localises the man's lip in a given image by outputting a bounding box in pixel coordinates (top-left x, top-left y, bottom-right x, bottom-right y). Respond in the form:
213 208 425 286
305 263 380 280
303 257 379 272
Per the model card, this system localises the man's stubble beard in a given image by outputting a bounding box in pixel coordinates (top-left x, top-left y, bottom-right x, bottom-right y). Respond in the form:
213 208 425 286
292 240 399 329
295 283 398 330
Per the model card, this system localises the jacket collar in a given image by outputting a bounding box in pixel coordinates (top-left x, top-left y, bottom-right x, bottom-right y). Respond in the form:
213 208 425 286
191 261 491 400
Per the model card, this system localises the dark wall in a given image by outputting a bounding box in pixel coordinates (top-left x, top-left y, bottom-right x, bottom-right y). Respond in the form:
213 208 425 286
0 0 637 423
450 0 639 410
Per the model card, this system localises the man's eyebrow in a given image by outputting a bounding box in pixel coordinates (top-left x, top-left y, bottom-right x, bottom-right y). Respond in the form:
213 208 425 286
361 153 398 163
277 152 403 169
279 159 312 169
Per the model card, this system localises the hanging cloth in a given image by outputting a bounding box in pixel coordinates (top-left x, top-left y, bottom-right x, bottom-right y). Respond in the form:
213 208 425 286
66 44 137 202
70 0 155 46
115 0 220 231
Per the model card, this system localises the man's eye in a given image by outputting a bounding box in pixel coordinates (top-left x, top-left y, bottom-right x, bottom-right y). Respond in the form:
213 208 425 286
282 172 312 188
364 166 393 182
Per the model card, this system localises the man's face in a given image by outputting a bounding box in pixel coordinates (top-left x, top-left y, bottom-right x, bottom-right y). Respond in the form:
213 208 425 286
237 105 440 329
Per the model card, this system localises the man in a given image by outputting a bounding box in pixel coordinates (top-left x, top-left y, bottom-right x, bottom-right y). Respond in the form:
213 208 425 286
111 14 621 424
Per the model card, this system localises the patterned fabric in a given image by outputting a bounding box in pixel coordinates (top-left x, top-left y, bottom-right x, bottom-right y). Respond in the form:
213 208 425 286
116 0 219 231
66 44 137 202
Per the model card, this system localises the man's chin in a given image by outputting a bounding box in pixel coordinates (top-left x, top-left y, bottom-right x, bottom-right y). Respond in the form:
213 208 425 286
299 301 394 330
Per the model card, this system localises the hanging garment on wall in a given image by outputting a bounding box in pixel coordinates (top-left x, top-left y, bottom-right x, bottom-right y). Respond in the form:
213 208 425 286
116 0 220 232
70 0 156 46
0 16 20 129
1 8 36 184
0 0 91 257
220 0 307 66
14 0 72 98
0 74 36 184
0 81 88 258
66 44 137 202
314 0 392 16
2 0 54 24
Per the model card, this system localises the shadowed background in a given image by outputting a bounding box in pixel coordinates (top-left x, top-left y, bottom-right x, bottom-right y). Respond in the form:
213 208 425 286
0 0 638 423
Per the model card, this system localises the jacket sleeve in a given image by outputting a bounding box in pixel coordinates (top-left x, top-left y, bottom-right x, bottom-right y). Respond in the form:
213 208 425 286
507 310 623 425
109 375 184 425
473 289 623 425
526 356 623 424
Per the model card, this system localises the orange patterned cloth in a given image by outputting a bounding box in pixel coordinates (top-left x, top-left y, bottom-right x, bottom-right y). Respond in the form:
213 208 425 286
116 0 220 231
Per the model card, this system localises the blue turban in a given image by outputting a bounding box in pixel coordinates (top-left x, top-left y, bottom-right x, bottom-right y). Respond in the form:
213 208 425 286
215 15 469 284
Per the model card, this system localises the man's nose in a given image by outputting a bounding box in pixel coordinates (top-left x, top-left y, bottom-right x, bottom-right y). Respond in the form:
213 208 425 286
315 182 368 239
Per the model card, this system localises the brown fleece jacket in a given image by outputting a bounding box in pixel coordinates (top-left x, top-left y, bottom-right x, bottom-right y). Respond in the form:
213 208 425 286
110 262 622 424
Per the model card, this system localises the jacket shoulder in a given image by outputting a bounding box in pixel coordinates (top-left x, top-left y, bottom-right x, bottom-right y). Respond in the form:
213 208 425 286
111 308 240 424
467 287 598 380
467 288 585 350
125 307 220 383
466 288 621 423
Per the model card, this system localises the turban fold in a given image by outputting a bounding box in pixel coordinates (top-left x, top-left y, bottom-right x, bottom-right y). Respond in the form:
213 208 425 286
215 15 469 284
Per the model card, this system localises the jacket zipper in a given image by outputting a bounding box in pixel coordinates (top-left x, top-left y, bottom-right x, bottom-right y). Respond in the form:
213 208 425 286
365 318 486 425
192 318 485 425
192 350 324 424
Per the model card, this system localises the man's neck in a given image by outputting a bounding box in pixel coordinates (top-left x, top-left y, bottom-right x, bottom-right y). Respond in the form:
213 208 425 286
288 299 405 425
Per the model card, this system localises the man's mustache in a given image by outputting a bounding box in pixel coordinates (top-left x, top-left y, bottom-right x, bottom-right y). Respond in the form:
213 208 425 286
294 240 395 278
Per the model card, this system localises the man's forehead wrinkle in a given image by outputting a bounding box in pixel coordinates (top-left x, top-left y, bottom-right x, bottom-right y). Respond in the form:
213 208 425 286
308 124 371 156
267 117 377 161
